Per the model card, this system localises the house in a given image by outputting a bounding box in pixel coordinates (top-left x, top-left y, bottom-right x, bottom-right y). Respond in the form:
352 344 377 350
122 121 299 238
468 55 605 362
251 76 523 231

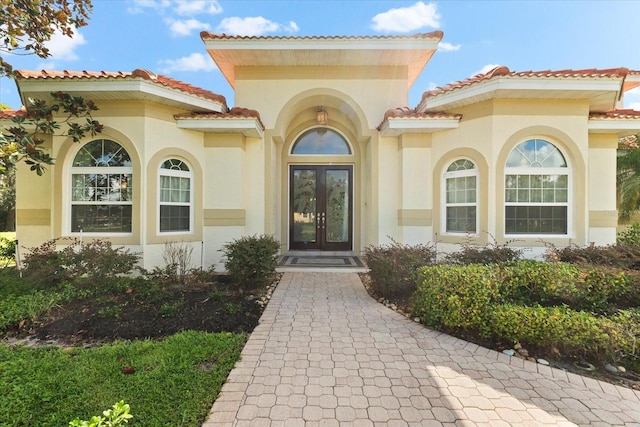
7 32 640 269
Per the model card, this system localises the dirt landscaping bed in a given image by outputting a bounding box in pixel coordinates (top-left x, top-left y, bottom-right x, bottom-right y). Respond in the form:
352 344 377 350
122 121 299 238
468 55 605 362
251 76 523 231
7 275 276 347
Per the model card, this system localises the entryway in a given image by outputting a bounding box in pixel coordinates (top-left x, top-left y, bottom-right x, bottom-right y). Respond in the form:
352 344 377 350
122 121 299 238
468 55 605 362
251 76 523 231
289 165 353 251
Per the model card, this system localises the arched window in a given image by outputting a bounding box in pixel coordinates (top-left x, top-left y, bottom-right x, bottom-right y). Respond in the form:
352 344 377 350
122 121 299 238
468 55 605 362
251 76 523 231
291 128 351 155
71 139 133 233
505 139 569 235
443 159 478 234
159 158 192 233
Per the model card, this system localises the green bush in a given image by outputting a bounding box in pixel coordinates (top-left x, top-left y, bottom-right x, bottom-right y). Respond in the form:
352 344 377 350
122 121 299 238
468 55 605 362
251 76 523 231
498 260 580 305
220 234 280 289
363 239 435 302
546 243 640 270
412 264 501 337
490 304 621 362
444 239 522 265
0 237 15 262
21 239 140 287
618 223 640 246
69 400 132 427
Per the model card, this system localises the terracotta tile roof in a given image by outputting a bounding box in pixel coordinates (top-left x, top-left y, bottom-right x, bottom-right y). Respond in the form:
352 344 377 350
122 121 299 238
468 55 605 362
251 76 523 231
377 107 462 130
589 109 640 119
421 66 632 102
0 109 26 119
174 107 265 130
201 31 443 41
383 107 462 120
14 69 227 107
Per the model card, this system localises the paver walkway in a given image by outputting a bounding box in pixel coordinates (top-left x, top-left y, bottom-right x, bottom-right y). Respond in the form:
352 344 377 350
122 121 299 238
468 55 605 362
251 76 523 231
204 272 640 426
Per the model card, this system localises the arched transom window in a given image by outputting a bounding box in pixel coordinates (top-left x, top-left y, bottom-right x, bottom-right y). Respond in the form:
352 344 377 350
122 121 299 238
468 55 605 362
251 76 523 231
443 159 478 234
505 139 569 235
291 128 351 155
71 139 132 233
159 158 192 233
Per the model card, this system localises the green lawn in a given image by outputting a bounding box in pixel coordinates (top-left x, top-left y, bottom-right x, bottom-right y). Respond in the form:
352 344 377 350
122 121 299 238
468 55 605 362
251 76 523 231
0 331 246 426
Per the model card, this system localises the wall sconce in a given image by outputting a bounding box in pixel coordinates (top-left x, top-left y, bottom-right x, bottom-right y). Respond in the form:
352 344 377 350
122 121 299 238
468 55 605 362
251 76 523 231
316 107 328 125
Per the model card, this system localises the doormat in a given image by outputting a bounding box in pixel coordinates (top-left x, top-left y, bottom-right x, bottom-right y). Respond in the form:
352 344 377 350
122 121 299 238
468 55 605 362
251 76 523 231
278 255 366 268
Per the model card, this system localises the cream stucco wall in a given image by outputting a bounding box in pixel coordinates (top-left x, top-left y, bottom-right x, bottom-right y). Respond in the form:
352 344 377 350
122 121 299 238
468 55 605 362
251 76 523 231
13 61 629 269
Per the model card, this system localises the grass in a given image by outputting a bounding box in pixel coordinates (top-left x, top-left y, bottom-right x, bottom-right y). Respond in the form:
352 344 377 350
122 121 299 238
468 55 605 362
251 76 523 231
0 331 246 426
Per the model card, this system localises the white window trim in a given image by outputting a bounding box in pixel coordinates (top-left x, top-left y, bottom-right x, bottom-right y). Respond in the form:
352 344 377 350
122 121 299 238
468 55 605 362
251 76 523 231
157 160 194 235
441 159 479 236
66 144 133 236
504 160 572 238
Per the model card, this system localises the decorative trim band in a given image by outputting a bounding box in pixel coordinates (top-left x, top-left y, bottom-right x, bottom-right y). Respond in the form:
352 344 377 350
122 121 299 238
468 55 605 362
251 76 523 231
204 209 246 226
398 209 432 226
16 209 50 226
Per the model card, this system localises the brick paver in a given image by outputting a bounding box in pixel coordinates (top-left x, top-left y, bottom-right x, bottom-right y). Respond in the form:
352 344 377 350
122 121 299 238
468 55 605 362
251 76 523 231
203 272 640 426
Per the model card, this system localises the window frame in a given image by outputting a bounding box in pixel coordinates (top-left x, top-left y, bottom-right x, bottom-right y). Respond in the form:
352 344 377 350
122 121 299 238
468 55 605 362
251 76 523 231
441 158 479 235
68 139 133 235
504 139 571 237
290 127 352 156
157 158 194 234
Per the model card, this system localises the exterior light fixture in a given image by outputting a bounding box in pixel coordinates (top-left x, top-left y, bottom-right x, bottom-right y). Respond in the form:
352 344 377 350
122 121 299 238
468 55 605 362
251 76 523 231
316 107 328 125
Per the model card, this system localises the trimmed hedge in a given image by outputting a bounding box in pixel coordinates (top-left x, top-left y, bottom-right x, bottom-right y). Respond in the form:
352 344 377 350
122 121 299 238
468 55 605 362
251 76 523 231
412 261 639 364
363 240 435 302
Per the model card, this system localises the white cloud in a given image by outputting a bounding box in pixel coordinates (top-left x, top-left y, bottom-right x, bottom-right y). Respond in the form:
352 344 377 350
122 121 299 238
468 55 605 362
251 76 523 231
438 42 461 52
174 0 222 15
45 30 86 61
473 64 502 76
127 0 171 14
166 18 211 36
158 52 217 73
216 16 299 36
371 1 441 33
624 86 640 110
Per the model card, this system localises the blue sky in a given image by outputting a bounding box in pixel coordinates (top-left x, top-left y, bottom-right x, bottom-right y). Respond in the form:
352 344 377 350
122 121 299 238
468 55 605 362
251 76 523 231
1 0 639 110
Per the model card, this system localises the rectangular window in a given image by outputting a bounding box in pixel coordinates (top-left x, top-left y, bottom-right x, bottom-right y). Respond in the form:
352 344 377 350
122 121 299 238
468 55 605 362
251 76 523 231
445 175 477 233
159 175 191 232
505 173 568 235
71 205 132 233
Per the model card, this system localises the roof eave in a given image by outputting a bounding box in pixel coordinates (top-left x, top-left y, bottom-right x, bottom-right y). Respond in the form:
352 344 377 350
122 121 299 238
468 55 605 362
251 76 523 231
588 118 640 136
379 117 460 137
418 78 624 112
176 117 264 138
201 33 442 89
17 79 226 113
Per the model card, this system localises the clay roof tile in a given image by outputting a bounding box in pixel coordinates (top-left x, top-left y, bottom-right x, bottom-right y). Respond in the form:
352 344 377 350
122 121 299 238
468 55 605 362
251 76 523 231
14 69 227 107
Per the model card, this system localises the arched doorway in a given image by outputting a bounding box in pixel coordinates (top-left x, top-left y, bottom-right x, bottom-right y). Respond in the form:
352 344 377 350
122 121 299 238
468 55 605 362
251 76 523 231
288 128 353 251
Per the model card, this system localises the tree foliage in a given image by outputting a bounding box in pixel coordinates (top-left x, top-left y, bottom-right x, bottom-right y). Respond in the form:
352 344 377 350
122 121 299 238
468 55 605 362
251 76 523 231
0 0 93 76
617 134 640 221
1 92 102 174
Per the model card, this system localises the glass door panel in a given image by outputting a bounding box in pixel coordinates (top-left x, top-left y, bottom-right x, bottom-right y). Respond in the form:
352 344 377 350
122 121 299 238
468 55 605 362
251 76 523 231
289 165 352 251
325 170 349 243
292 169 317 245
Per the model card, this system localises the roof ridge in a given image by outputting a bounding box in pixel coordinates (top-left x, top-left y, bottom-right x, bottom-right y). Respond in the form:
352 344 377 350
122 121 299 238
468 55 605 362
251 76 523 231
200 31 443 41
421 66 631 104
14 68 227 107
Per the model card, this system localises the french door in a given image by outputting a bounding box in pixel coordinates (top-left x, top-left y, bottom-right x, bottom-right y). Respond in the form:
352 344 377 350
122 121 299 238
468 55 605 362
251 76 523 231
289 165 353 251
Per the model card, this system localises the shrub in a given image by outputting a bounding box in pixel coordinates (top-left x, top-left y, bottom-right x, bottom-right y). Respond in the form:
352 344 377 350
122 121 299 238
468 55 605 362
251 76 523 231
499 261 632 313
220 234 280 290
618 222 640 246
0 237 15 263
69 400 133 427
412 264 501 337
546 243 640 270
498 260 580 305
444 238 522 265
363 239 435 303
491 304 621 362
161 241 195 284
21 239 140 287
